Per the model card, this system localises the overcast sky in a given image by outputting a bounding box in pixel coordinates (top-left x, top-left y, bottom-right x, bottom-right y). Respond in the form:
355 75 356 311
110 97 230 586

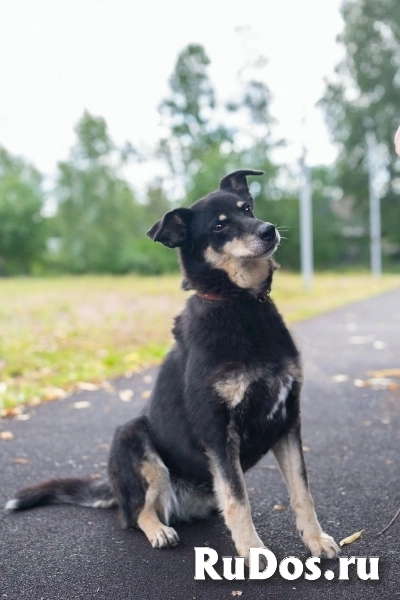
0 0 344 186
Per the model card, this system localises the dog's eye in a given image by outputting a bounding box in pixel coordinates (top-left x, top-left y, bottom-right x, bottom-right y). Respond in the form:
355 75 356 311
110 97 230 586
213 223 226 232
244 204 252 213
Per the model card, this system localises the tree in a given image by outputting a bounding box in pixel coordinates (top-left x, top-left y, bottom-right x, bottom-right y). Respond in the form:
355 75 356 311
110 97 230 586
0 148 46 275
320 0 400 250
54 111 142 274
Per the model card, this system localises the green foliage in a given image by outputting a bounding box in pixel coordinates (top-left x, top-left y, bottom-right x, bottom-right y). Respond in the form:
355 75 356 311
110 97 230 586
0 41 364 276
54 112 144 274
320 0 400 246
0 148 46 275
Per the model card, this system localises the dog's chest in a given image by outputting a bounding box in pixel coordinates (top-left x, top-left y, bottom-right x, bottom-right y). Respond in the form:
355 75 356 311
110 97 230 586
214 365 296 418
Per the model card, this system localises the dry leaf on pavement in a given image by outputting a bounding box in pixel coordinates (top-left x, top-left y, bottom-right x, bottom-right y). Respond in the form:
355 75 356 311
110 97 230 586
77 382 100 391
72 400 91 409
339 530 364 547
0 431 15 441
118 389 134 402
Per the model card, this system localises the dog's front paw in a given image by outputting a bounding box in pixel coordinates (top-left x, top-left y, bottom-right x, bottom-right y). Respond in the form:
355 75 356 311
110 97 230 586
238 540 266 569
150 525 180 549
302 530 340 558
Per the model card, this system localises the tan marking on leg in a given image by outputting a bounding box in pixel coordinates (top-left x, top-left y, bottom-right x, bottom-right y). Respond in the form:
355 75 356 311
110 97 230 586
137 460 179 549
209 455 264 561
219 214 227 221
273 434 339 558
237 201 244 207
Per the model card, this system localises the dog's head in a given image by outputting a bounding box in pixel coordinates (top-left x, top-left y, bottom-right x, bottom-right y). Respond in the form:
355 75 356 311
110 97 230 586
147 170 280 295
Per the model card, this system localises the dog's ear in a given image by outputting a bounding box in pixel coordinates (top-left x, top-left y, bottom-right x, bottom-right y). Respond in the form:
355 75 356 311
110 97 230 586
219 169 264 205
147 208 193 248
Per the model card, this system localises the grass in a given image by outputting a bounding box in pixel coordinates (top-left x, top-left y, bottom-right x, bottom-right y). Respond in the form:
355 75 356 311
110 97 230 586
1 272 400 413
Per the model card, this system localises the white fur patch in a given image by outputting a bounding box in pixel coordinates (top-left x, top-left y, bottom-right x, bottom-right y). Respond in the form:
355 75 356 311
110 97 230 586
92 499 116 509
5 499 19 511
267 376 293 420
215 371 254 407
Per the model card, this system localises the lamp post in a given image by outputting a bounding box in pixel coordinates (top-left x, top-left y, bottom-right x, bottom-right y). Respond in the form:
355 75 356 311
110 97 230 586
300 146 313 291
366 131 382 279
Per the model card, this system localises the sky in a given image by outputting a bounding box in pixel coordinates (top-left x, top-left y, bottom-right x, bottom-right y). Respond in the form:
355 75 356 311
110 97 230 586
0 0 344 188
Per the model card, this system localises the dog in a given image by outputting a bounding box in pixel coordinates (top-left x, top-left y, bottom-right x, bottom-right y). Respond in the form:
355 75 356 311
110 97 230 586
6 169 339 563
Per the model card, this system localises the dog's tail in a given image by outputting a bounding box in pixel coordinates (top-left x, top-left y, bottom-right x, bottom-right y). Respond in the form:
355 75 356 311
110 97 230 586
5 477 116 511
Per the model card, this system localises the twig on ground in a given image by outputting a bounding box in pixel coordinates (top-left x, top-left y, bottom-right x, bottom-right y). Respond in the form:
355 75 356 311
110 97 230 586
376 506 400 536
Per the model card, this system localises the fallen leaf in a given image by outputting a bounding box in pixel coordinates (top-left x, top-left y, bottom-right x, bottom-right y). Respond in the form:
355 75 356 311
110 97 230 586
13 458 29 464
0 431 14 441
381 417 391 425
302 446 310 452
231 592 242 597
1 406 24 417
339 529 364 547
368 368 400 378
72 400 91 410
43 387 67 401
386 459 393 465
98 444 109 451
29 396 41 406
368 377 395 390
118 389 134 402
141 390 151 400
89 473 102 480
101 381 114 392
273 504 286 511
332 374 349 383
373 341 387 350
77 382 99 391
363 420 372 427
143 375 153 384
15 414 31 421
353 379 366 388
349 335 374 345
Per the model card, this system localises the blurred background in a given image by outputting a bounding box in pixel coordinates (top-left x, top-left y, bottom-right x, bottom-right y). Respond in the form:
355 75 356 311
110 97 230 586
1 0 400 410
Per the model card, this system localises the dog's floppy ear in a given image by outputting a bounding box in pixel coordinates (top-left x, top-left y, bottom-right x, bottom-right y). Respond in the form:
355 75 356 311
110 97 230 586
147 208 193 248
219 169 264 204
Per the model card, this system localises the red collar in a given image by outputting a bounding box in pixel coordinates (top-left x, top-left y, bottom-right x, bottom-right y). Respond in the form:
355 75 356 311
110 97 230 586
196 290 270 303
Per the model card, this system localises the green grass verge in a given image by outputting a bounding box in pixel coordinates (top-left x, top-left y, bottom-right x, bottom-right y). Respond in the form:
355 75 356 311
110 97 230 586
1 272 399 413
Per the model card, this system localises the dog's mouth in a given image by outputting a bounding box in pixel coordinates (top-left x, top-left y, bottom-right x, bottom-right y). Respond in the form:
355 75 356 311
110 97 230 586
245 231 280 259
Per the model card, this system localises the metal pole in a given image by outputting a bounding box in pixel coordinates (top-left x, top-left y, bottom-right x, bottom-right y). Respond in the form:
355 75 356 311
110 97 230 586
300 148 313 291
366 131 382 278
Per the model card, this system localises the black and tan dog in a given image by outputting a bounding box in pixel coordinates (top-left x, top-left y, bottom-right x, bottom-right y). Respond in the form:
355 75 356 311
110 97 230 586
6 170 339 563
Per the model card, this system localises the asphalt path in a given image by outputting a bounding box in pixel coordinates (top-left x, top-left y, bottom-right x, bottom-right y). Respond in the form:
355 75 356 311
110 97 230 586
1 289 399 600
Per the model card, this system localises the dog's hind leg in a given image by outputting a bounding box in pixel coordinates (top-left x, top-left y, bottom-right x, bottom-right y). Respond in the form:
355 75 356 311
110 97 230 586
272 425 339 558
108 416 179 549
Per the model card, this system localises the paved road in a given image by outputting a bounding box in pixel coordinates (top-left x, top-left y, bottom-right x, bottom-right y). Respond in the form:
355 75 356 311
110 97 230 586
1 290 399 600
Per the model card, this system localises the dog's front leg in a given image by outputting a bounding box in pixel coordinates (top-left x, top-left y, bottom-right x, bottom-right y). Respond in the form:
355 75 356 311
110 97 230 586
272 427 339 558
208 448 264 565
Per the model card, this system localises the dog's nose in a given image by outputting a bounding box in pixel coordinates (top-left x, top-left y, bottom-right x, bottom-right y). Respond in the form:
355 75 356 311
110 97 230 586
258 223 276 242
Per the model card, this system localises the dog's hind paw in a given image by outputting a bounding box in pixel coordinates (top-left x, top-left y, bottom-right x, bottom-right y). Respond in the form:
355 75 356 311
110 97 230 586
150 525 180 549
303 531 340 559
